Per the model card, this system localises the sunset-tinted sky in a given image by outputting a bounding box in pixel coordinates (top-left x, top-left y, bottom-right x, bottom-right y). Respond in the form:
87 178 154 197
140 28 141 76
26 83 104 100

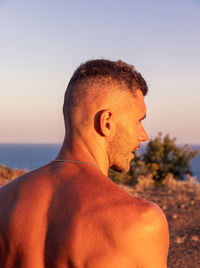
1 0 200 144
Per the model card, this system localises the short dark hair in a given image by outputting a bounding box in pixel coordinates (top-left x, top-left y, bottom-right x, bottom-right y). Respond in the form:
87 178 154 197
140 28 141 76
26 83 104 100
67 59 148 96
63 59 148 133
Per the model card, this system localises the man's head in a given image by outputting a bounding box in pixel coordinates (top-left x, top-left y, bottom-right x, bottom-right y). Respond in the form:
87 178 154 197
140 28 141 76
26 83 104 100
63 59 148 173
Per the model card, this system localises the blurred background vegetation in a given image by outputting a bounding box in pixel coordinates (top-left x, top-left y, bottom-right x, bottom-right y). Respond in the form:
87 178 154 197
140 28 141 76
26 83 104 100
0 164 26 186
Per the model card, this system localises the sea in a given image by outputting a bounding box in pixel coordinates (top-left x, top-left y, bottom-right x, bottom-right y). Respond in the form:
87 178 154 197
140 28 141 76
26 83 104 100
0 143 199 181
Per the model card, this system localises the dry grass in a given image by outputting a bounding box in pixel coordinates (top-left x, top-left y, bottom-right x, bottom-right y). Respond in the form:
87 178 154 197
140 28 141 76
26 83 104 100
126 173 200 196
0 164 27 186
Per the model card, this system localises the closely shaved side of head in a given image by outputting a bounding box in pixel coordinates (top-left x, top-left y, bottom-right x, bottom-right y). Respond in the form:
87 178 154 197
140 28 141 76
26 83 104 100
63 59 148 140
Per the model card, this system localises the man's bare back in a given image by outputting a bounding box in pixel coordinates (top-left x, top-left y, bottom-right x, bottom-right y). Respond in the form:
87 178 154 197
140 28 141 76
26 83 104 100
0 59 169 267
0 162 168 267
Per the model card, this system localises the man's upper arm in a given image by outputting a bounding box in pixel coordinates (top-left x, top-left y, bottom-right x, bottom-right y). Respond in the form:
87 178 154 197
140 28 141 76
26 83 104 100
129 202 169 268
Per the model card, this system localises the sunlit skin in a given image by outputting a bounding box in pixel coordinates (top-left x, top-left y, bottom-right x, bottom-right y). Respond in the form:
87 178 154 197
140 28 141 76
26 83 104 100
109 90 148 174
0 85 169 267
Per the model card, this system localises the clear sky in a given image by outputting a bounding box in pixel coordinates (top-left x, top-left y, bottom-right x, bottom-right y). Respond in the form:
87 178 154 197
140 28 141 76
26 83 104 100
0 0 200 144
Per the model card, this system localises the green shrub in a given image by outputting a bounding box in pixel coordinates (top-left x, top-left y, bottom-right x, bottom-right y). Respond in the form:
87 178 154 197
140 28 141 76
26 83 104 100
143 133 198 184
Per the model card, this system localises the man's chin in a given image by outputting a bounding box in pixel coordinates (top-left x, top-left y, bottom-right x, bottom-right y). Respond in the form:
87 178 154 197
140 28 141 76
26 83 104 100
110 164 130 174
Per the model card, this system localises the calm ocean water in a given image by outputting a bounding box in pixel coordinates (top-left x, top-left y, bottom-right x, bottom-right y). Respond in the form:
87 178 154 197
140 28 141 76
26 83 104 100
0 143 199 181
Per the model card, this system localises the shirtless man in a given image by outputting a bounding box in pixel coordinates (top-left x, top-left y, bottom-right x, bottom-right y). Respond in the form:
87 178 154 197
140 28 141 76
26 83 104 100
0 59 169 267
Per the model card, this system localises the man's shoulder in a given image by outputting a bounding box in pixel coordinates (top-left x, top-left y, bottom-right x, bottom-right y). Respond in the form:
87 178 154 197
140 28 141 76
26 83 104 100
85 177 167 237
123 201 169 267
81 181 169 268
100 183 167 235
130 200 169 238
96 180 169 267
0 164 53 214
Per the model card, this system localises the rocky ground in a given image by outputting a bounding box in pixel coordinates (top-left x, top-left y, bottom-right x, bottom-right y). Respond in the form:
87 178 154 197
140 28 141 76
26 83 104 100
121 176 200 268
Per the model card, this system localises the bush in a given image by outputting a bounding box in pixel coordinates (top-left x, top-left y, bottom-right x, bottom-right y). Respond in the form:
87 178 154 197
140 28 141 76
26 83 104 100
143 133 198 184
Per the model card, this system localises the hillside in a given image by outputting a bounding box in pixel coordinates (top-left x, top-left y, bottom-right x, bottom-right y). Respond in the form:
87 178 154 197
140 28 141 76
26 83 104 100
0 164 26 186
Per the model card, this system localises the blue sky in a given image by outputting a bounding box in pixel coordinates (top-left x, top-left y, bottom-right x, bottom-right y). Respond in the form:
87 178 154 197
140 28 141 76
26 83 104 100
0 0 200 144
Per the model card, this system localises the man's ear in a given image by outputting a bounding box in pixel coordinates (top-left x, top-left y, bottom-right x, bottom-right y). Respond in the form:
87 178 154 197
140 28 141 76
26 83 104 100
95 109 115 137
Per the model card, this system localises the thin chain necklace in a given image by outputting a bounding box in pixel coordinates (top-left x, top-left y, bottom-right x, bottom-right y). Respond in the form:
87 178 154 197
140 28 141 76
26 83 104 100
52 159 100 169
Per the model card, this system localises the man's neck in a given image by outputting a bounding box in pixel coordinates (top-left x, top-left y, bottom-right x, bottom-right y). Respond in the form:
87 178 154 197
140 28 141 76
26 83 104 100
56 135 109 176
